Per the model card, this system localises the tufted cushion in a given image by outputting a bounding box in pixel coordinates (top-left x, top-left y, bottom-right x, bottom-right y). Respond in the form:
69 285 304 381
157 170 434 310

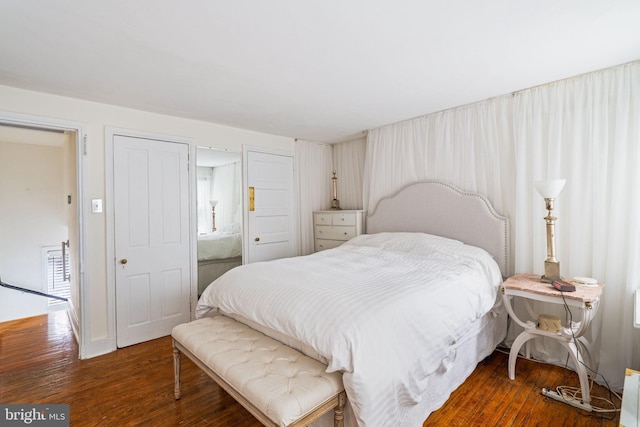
172 316 344 427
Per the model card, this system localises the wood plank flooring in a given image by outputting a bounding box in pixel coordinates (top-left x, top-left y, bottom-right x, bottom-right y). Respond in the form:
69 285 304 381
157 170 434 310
0 311 621 426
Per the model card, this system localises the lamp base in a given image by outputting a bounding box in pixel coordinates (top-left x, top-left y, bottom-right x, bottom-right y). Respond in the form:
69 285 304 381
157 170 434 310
541 260 561 283
330 199 342 210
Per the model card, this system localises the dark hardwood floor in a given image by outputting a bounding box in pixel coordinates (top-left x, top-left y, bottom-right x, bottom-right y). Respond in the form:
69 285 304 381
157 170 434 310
0 311 621 426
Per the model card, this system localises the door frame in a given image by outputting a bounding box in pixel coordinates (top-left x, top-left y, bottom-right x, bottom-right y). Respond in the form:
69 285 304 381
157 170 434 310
105 127 196 349
0 110 89 358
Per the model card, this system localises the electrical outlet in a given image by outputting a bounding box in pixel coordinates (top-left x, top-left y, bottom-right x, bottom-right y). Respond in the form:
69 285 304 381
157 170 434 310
91 199 103 213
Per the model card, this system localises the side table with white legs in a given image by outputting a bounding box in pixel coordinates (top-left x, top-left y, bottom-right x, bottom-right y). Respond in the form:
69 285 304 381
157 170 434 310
501 273 604 411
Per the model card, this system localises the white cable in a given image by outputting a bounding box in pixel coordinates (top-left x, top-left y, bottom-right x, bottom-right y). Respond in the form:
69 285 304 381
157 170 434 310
553 384 620 413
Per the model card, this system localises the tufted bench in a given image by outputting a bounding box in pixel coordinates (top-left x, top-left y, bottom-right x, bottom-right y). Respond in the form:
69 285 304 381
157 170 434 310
171 316 346 427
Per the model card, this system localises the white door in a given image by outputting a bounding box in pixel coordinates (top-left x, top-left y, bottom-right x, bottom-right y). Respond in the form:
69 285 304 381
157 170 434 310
243 148 297 263
114 135 191 347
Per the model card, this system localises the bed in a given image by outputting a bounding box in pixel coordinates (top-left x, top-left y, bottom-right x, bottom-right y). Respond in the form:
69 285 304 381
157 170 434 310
197 223 242 295
196 181 510 426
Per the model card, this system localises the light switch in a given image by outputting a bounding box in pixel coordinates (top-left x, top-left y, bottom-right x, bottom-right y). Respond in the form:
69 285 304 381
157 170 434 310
91 199 103 213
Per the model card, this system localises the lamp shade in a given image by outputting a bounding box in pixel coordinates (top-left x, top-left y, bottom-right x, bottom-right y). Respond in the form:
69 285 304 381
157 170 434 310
534 179 566 199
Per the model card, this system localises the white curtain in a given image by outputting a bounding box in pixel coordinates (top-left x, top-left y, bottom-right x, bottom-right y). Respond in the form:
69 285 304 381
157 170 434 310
364 96 515 217
196 167 214 233
511 62 640 388
296 140 334 255
333 136 367 210
362 61 640 389
211 161 242 229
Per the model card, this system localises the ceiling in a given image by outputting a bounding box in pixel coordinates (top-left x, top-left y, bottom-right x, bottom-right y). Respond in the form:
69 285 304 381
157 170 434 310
1 1 639 143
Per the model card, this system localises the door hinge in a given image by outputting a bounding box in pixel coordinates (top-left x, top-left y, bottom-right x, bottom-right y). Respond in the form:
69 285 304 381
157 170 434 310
83 134 88 155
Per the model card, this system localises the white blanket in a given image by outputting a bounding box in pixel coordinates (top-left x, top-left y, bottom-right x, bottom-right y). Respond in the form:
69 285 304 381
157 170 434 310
196 232 503 427
197 228 242 261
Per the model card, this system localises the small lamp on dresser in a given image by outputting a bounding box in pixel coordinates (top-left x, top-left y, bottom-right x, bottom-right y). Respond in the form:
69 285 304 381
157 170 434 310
330 171 341 210
534 179 566 283
210 200 218 232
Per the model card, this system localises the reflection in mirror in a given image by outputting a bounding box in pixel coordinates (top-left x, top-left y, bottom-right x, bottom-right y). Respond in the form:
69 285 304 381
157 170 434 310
196 147 242 296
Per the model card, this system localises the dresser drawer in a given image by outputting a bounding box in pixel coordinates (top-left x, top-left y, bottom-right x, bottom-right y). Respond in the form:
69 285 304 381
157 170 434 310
314 239 344 252
315 225 357 241
314 213 333 225
314 212 357 226
330 213 357 226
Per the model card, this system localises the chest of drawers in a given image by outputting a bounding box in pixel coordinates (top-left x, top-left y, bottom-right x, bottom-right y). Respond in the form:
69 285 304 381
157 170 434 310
313 210 364 252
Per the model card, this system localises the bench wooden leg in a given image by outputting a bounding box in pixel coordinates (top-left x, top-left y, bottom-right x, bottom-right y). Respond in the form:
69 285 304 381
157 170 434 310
334 392 346 427
172 340 181 400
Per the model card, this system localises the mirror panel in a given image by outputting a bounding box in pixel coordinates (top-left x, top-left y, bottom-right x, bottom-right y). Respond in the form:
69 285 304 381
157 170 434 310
196 147 242 295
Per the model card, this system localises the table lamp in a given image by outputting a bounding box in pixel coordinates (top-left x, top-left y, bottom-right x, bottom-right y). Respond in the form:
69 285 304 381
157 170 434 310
534 179 566 283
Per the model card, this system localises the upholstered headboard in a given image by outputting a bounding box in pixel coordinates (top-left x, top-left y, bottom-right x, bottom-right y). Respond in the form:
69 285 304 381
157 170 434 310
366 181 510 278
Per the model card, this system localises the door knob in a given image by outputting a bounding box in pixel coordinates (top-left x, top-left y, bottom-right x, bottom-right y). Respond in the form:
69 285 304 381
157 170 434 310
254 237 260 242
120 259 128 265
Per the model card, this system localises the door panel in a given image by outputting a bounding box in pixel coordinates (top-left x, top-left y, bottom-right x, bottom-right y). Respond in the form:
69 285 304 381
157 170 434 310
244 149 297 264
114 135 191 347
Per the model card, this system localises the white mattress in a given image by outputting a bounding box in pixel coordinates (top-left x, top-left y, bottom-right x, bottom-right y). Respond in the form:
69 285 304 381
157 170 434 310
197 232 504 427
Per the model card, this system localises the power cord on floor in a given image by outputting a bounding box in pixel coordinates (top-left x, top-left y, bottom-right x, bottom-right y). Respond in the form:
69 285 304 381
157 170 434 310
549 384 620 413
556 290 621 414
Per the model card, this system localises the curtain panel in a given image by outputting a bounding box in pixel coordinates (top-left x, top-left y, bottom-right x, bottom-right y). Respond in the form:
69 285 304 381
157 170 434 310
364 97 516 217
511 63 640 387
212 161 242 228
333 136 367 210
196 167 214 233
362 61 640 389
296 140 334 255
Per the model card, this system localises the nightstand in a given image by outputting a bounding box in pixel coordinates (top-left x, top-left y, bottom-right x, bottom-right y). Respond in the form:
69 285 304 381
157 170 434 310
313 210 364 252
501 273 604 411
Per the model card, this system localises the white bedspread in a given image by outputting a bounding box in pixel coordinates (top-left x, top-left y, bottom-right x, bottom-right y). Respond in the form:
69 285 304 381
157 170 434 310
197 227 242 261
196 232 502 427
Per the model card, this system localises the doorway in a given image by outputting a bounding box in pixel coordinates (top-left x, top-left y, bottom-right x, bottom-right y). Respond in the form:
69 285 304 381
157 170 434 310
0 113 87 358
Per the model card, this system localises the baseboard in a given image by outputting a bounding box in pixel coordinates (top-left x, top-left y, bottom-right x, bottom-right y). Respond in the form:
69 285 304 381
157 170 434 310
66 300 80 345
80 337 117 359
65 299 117 359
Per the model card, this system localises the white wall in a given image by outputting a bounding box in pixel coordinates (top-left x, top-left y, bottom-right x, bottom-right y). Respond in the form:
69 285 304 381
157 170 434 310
0 140 66 321
0 84 294 357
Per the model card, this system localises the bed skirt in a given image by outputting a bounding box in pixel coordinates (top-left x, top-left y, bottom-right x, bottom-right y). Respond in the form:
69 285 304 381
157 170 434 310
219 298 507 427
